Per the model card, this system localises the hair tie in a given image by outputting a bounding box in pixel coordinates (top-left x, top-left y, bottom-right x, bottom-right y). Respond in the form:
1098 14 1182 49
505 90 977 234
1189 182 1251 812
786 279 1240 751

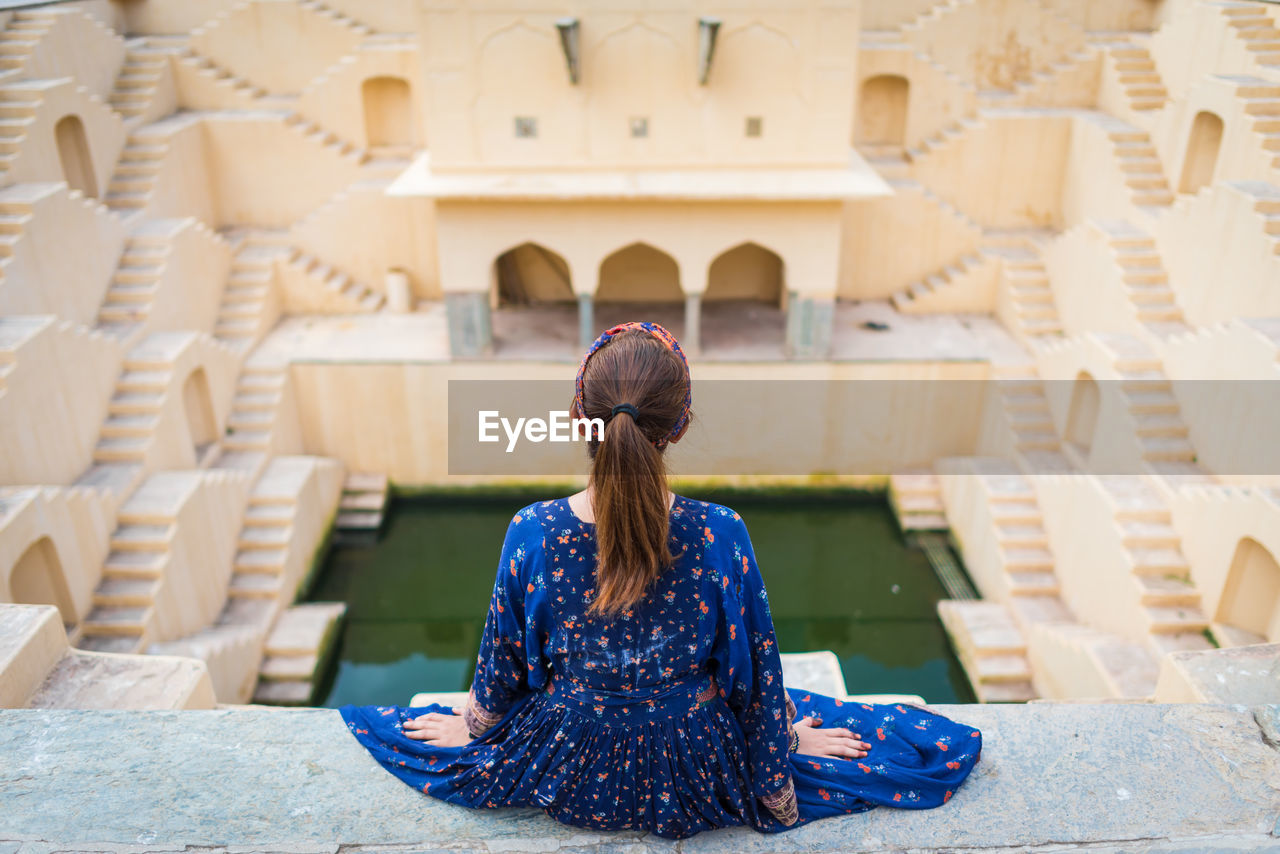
574 321 692 449
609 402 639 421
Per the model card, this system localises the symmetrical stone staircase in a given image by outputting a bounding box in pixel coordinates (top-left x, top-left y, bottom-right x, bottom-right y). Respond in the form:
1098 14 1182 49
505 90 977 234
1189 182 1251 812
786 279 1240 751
1246 180 1280 251
334 471 388 541
991 367 1070 470
283 113 366 165
1223 77 1280 173
891 251 987 312
226 483 295 603
0 86 39 181
0 194 32 268
298 0 374 37
1100 39 1168 111
108 41 169 121
286 250 385 311
1096 476 1213 655
888 470 948 531
1093 114 1175 209
0 10 57 80
1221 3 1280 70
96 234 169 329
980 470 1064 601
989 235 1063 343
1096 333 1199 470
937 599 1036 701
104 133 169 215
214 235 288 349
77 473 185 653
176 46 267 105
1094 220 1189 336
93 349 174 466
224 365 289 455
252 601 346 704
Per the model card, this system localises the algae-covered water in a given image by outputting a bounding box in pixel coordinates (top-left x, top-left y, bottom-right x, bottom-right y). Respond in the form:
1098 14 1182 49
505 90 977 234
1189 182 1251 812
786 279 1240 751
305 490 976 706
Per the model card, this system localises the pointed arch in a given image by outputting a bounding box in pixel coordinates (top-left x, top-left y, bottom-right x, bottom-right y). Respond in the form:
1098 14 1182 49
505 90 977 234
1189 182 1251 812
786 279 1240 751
595 242 683 303
492 242 574 306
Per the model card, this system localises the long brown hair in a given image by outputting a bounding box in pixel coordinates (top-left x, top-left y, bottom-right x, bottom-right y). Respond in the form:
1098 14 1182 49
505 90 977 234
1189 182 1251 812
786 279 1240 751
576 329 691 617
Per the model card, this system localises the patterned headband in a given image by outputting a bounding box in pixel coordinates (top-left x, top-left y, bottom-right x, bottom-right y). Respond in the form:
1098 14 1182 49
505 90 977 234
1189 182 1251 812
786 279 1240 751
574 321 692 449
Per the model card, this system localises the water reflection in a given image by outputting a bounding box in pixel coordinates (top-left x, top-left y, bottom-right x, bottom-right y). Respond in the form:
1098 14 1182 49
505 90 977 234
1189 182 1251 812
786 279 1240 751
307 491 976 706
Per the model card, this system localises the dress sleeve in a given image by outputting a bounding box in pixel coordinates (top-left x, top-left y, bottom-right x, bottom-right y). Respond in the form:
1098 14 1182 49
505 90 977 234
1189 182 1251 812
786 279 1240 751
464 511 535 739
712 513 799 827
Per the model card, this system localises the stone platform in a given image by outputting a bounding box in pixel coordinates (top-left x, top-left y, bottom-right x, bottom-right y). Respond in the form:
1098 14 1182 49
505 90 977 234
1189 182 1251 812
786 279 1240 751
1 703 1277 853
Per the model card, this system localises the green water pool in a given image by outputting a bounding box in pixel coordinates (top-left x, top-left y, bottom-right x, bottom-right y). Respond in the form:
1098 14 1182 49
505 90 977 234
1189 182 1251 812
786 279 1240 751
304 490 977 706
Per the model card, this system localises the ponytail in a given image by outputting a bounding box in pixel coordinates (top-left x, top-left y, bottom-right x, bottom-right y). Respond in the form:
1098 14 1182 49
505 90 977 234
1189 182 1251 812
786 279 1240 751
576 328 691 617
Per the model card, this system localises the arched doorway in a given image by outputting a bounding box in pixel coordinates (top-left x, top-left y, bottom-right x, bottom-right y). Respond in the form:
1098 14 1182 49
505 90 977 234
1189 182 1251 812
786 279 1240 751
9 537 76 627
182 368 218 462
1065 371 1100 459
362 76 413 150
702 242 786 356
1178 110 1223 195
594 242 685 336
856 74 909 147
1216 537 1280 641
55 114 97 198
489 243 577 356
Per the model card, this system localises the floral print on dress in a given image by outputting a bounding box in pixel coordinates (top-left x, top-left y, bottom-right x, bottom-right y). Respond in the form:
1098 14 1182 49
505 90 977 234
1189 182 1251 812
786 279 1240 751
339 495 983 840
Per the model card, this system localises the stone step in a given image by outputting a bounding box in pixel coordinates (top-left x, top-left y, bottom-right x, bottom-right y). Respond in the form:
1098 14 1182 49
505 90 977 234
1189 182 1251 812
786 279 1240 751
234 548 286 573
83 605 150 635
339 492 386 512
1002 546 1055 571
1135 575 1201 607
109 523 173 551
336 510 382 530
345 472 389 493
995 523 1048 547
1145 604 1209 634
1119 520 1180 549
1128 546 1191 576
259 653 319 681
93 576 160 607
240 525 291 547
228 571 285 599
243 503 294 525
1007 571 1060 596
102 549 167 578
251 679 313 705
988 499 1041 524
98 413 156 438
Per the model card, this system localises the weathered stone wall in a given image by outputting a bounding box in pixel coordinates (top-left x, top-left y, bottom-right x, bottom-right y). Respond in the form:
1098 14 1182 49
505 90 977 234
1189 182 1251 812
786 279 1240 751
0 703 1277 853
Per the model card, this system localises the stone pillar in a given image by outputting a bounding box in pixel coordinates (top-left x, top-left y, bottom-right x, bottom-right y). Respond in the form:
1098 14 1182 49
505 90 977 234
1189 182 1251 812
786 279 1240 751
683 292 702 356
784 291 834 359
444 291 492 358
385 269 411 313
577 293 594 351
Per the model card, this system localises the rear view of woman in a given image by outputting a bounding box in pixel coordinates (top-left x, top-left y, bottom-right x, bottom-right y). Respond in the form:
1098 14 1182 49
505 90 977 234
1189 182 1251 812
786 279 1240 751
339 321 983 839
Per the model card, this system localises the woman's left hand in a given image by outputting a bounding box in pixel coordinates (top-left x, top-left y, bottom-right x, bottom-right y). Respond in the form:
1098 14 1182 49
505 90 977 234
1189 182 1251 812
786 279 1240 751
403 706 471 746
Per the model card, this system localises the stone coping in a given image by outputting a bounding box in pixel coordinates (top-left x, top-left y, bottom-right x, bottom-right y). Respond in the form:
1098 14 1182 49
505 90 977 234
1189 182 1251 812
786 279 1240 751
2 704 1278 853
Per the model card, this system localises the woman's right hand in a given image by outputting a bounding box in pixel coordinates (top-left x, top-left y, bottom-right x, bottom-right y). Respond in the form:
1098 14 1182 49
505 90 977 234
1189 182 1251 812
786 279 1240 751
793 716 872 759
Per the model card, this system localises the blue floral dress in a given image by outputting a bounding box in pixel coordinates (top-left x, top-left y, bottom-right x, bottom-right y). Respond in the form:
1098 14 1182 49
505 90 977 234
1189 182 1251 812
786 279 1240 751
339 496 983 840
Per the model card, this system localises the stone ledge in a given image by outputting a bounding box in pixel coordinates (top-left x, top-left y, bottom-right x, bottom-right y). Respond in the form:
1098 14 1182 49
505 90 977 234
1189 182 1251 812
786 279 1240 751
2 703 1278 853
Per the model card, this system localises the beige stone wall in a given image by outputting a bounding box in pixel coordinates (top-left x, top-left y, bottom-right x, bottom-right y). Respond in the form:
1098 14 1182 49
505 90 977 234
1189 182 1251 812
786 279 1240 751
289 359 989 484
433 200 843 299
419 1 859 170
